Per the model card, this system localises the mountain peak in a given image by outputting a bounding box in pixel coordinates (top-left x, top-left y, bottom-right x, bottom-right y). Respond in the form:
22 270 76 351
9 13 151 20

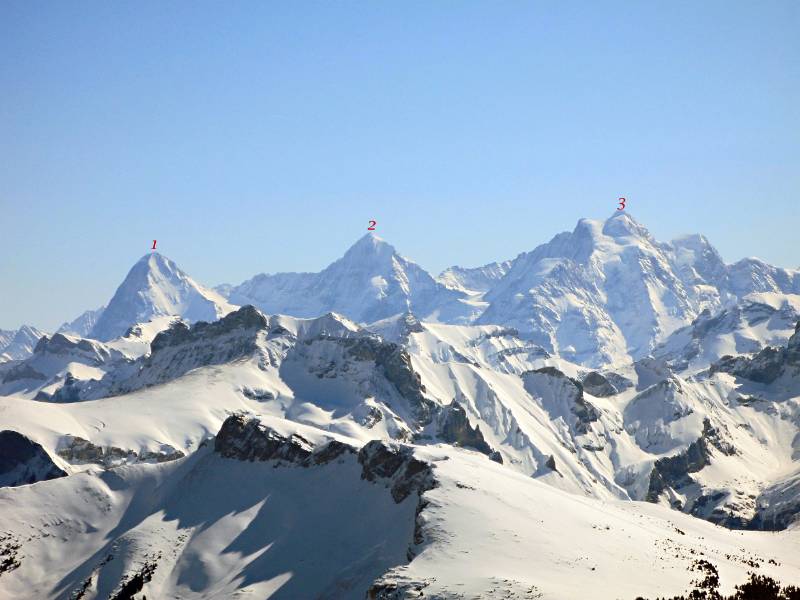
602 211 651 239
88 253 234 341
340 232 398 264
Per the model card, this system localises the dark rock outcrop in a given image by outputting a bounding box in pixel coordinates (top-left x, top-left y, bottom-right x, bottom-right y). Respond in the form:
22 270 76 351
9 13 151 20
151 304 268 353
108 556 160 600
105 306 270 396
646 436 710 503
33 333 112 364
646 420 735 505
338 336 437 425
581 371 618 397
358 440 436 503
437 400 500 461
214 416 437 504
1 363 47 384
57 435 184 468
0 430 66 487
214 415 314 463
711 321 800 383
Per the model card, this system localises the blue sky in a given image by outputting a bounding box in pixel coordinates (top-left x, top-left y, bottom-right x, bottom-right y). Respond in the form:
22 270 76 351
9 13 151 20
1 1 798 330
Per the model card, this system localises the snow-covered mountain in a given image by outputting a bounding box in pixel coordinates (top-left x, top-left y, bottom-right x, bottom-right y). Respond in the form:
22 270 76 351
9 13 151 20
57 306 105 338
471 212 800 367
437 259 514 292
0 324 47 362
88 252 236 342
222 233 480 325
652 292 800 372
3 215 800 598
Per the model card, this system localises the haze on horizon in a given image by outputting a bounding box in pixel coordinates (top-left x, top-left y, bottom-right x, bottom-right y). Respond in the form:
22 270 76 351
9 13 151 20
1 1 798 330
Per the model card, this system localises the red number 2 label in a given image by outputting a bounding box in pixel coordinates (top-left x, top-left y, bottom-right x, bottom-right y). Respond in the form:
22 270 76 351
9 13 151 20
617 198 626 211
151 240 157 250
367 220 377 231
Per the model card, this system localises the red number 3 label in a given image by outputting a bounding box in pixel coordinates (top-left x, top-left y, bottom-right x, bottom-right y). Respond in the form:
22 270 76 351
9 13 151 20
367 220 377 231
617 198 626 211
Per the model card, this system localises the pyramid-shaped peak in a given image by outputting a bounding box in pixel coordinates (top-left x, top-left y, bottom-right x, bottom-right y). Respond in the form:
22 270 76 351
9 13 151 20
341 232 398 262
123 252 189 286
133 251 178 271
88 251 234 341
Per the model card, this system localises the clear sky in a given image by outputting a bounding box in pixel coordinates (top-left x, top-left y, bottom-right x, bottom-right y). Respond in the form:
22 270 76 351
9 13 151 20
1 1 798 330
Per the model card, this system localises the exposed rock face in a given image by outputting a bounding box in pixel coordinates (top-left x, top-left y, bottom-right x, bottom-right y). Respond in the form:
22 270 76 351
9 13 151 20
338 336 437 425
581 371 618 397
33 333 113 364
646 419 736 508
107 305 270 396
0 363 47 384
57 435 184 468
545 455 559 473
0 431 66 487
239 386 274 401
602 371 633 392
711 321 800 383
214 415 314 463
437 400 497 459
150 304 268 353
0 533 21 576
358 440 436 503
108 557 159 600
214 416 437 505
646 434 711 503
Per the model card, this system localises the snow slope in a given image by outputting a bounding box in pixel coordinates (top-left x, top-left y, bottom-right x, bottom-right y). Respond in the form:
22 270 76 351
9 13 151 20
0 423 797 599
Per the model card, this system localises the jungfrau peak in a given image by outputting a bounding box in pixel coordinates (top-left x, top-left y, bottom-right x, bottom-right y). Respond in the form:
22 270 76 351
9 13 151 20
477 211 699 366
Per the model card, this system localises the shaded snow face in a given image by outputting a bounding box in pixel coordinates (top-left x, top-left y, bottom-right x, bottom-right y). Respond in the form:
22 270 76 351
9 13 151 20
0 419 430 600
0 430 66 487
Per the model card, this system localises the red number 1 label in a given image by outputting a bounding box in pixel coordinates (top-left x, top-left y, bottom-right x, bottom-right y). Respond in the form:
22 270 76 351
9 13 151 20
367 220 377 231
151 240 157 250
617 198 626 210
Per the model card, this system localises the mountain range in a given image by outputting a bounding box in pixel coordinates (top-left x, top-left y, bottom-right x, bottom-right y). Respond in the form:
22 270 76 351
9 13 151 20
2 212 799 599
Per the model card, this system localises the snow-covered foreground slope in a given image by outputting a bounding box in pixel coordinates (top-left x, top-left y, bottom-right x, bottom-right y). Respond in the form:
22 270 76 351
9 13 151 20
379 446 800 599
0 419 797 600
